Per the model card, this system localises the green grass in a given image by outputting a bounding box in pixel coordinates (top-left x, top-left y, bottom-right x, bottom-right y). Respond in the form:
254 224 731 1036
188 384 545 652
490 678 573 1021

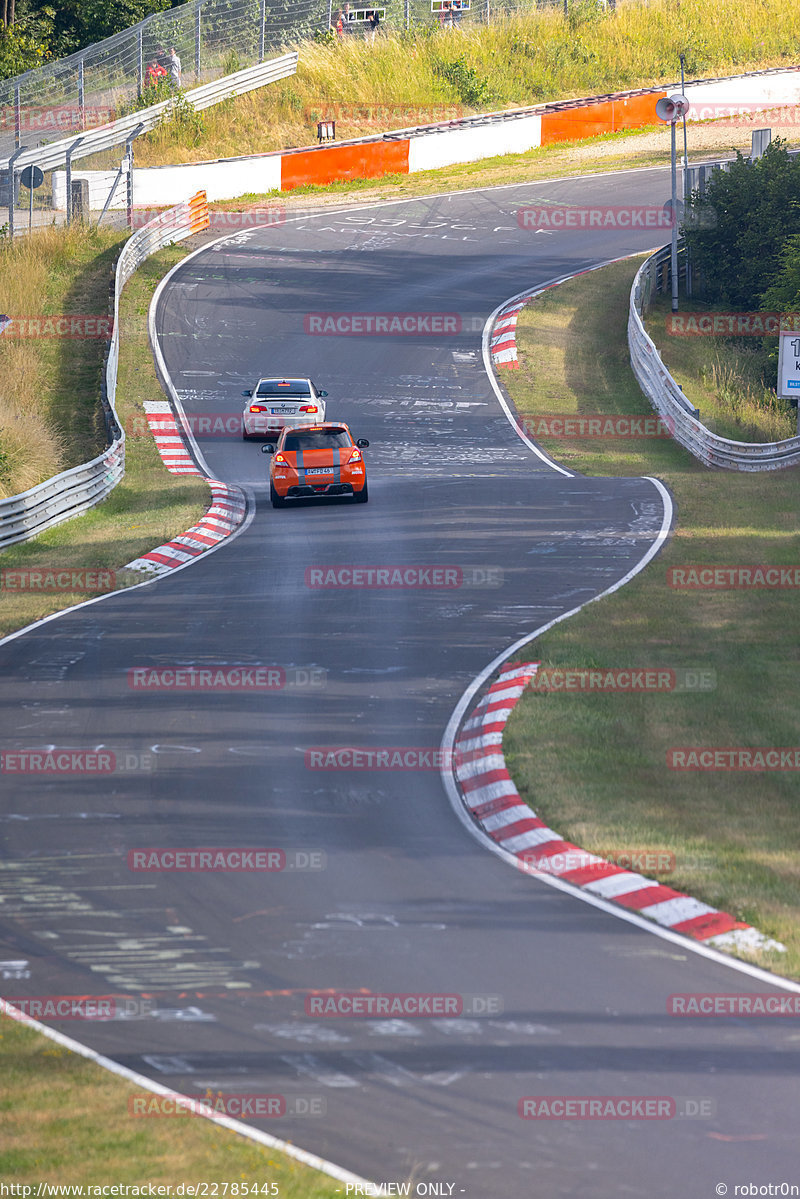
124 0 800 167
500 256 800 979
0 1018 347 1194
0 238 210 638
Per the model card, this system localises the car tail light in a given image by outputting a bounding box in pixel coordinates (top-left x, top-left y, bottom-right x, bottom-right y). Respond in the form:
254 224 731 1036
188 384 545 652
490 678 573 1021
274 452 288 465
249 405 267 413
346 448 362 464
298 405 318 413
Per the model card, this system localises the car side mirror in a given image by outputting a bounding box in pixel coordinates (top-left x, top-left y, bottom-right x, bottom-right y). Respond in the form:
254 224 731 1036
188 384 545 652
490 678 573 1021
356 438 369 448
242 389 252 397
261 444 275 454
318 390 328 397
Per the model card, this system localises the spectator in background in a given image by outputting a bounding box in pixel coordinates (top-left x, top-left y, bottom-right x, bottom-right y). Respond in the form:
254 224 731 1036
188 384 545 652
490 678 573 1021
145 59 167 88
365 9 380 40
439 0 454 28
451 0 463 26
168 46 182 89
341 3 353 33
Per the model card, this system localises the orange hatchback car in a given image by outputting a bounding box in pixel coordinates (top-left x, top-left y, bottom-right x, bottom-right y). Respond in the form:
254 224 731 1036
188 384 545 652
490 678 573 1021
262 422 370 508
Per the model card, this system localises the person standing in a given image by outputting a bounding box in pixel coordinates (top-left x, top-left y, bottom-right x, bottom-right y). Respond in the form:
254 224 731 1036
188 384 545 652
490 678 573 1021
168 46 182 89
366 9 380 41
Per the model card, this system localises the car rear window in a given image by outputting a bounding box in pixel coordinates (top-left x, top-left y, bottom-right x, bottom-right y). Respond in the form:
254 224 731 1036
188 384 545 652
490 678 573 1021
283 428 351 451
256 380 311 396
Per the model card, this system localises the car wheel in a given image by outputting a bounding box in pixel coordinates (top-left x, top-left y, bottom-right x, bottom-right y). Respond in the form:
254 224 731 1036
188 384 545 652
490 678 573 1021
270 484 287 509
242 426 253 441
353 481 368 504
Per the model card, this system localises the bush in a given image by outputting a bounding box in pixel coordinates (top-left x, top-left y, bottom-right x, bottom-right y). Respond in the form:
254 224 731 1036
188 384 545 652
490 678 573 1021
683 140 800 308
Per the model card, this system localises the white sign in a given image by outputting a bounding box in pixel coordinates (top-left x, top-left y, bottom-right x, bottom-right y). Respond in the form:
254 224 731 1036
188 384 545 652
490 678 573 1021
777 330 800 398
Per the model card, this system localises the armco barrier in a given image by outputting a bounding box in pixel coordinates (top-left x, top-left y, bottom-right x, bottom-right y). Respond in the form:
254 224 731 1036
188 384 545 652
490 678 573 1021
3 53 298 177
628 244 800 472
0 190 210 550
54 61 800 209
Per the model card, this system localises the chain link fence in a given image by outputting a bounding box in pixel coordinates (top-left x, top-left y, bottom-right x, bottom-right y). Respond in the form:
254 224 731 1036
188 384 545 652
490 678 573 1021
0 0 566 162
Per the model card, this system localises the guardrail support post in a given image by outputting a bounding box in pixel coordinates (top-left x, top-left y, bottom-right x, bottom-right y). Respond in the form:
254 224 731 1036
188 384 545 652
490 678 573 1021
260 0 266 59
124 124 144 229
137 28 144 98
7 145 26 239
65 137 84 226
78 57 86 130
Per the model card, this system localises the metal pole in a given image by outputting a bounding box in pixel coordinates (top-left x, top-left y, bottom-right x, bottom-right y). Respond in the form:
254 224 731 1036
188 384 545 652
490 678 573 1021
260 0 266 59
195 4 201 80
78 58 85 130
679 54 688 196
14 85 21 150
137 28 144 97
670 120 678 314
65 136 84 227
28 172 33 232
7 147 26 239
125 124 144 229
327 0 333 32
404 0 409 29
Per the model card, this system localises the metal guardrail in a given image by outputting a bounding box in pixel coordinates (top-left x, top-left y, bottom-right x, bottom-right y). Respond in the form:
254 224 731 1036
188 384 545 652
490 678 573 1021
628 243 800 471
2 52 298 175
0 190 210 550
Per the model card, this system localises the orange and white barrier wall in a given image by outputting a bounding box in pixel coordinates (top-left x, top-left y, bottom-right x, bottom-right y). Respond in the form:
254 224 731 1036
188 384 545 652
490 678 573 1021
53 65 800 210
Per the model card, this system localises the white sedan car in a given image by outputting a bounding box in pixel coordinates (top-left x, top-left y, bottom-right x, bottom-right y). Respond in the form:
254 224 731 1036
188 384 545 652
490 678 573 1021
241 377 328 440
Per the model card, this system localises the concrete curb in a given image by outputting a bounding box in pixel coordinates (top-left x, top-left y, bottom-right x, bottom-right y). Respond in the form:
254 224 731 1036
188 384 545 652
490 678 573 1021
454 661 786 956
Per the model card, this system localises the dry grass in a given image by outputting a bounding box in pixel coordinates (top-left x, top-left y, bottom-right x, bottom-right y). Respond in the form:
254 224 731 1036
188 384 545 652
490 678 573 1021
644 295 796 442
124 0 800 167
0 225 123 498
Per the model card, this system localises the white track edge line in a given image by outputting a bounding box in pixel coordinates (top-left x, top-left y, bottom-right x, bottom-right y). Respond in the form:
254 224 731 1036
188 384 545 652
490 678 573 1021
0 998 374 1188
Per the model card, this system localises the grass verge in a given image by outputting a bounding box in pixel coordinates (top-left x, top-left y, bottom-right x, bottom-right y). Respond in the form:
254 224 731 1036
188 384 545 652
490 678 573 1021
500 256 800 979
0 1016 346 1194
0 236 210 639
644 292 795 442
0 226 124 497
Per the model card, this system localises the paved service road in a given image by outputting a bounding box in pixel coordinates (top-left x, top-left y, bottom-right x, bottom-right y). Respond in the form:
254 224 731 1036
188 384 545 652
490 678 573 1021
1 168 798 1197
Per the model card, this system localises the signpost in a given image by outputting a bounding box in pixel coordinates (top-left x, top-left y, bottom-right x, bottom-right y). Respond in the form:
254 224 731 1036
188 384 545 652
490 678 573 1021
655 93 690 314
777 331 800 433
20 163 44 233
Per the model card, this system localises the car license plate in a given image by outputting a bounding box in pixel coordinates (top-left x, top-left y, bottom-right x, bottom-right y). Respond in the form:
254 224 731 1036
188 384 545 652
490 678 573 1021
270 407 295 414
304 467 331 476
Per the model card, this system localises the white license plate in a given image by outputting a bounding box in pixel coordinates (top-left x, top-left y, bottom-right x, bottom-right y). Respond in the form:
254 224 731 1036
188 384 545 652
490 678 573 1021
270 407 295 414
304 467 331 476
